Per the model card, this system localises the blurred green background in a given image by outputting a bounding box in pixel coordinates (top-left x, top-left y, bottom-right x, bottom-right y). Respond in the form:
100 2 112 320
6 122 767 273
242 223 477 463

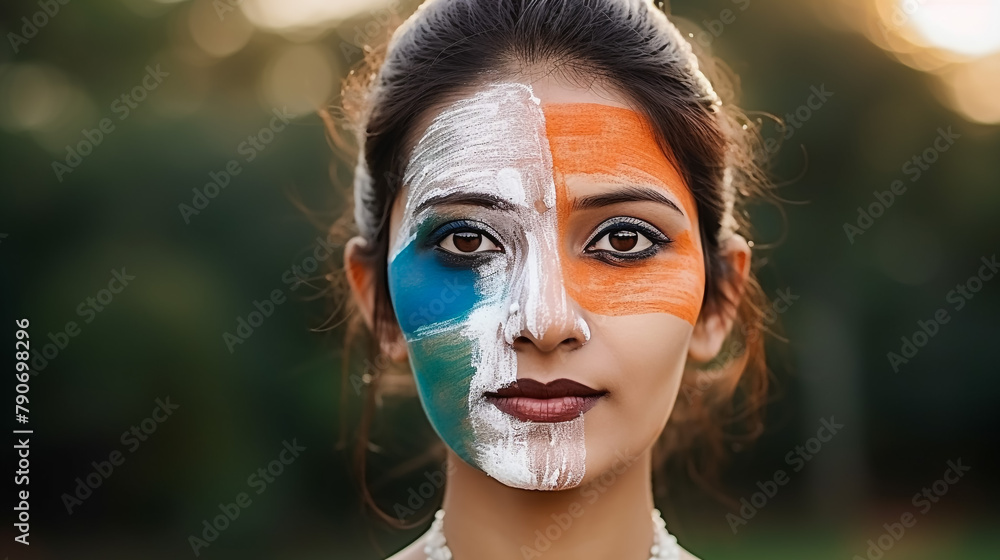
1 0 999 558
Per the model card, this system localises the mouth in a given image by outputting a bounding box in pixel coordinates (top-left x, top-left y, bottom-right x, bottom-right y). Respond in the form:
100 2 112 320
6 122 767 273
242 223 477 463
484 378 608 423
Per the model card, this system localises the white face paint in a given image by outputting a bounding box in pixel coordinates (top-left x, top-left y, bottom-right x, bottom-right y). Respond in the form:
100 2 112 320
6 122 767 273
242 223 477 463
388 83 589 490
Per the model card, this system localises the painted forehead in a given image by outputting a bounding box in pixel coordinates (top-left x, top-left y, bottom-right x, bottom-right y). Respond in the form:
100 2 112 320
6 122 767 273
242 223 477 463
395 83 696 243
543 102 698 220
395 83 554 235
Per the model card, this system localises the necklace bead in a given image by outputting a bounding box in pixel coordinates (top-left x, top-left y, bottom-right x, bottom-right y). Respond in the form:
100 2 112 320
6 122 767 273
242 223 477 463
423 508 680 559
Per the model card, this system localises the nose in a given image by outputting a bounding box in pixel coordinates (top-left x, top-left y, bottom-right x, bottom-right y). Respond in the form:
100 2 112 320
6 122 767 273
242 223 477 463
504 233 590 353
513 301 590 352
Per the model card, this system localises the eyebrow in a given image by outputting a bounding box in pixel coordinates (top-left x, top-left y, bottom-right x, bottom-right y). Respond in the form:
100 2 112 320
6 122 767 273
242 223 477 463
571 185 684 215
414 191 518 214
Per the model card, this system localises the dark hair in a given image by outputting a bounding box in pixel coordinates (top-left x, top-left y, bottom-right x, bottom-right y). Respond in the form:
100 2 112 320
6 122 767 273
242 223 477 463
325 0 774 526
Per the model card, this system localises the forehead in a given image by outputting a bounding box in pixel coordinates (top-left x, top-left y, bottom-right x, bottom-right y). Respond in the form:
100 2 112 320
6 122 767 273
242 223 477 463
395 80 697 226
401 83 555 210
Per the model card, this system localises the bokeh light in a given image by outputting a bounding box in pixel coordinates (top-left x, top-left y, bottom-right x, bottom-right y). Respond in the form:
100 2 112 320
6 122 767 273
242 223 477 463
187 0 255 58
935 53 1000 123
259 45 338 116
240 0 395 35
0 63 97 152
907 0 1000 57
837 0 1000 124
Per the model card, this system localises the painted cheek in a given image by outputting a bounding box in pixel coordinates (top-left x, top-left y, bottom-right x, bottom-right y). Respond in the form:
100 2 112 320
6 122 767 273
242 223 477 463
543 103 706 325
388 235 482 337
387 235 487 465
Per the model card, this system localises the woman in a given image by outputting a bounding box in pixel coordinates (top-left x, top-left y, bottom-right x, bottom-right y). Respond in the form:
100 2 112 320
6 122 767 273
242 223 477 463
331 0 772 558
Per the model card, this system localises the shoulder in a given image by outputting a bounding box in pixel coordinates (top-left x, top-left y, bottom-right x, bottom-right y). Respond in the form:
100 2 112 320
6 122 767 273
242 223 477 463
385 532 428 560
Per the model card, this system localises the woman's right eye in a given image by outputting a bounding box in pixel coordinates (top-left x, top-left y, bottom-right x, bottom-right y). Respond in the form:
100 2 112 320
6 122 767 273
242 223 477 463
438 231 502 254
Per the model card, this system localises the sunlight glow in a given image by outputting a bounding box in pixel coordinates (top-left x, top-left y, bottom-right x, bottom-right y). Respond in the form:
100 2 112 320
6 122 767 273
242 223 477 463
907 0 1000 56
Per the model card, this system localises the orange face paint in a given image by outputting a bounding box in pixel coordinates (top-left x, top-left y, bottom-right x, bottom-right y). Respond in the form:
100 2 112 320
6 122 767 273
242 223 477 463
543 103 706 325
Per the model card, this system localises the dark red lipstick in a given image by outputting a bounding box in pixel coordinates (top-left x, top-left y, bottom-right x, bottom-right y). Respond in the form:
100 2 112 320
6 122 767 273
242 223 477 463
484 378 607 423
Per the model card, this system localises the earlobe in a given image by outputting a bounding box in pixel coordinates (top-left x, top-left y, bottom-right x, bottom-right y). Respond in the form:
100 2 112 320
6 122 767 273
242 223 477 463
688 234 752 363
344 236 377 331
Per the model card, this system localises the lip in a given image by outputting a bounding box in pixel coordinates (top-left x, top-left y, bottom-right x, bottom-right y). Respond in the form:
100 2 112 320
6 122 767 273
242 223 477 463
484 378 607 423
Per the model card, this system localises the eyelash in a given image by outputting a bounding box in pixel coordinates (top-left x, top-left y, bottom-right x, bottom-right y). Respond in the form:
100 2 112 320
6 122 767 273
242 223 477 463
428 220 504 261
426 217 670 264
583 217 672 263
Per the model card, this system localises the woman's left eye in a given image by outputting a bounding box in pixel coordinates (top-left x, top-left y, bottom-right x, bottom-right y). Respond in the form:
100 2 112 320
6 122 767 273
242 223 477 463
589 229 653 254
584 218 669 258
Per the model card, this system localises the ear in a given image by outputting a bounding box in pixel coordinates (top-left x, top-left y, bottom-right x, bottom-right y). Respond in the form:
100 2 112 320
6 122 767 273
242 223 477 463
344 236 409 363
688 234 752 363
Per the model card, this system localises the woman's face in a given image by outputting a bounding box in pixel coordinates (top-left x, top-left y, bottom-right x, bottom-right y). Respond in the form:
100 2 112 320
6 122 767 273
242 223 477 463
384 77 706 490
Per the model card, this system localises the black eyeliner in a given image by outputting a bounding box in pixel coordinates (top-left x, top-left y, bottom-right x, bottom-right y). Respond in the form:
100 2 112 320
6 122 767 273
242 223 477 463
583 216 673 262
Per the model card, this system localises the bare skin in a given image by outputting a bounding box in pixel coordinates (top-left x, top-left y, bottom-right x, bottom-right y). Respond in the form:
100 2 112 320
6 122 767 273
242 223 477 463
348 71 750 560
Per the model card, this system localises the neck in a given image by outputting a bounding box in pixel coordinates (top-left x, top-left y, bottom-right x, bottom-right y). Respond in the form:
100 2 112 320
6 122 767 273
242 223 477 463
440 449 656 560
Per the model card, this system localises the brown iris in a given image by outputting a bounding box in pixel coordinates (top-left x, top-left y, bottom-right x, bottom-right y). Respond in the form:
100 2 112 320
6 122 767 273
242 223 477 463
609 230 638 252
453 232 483 252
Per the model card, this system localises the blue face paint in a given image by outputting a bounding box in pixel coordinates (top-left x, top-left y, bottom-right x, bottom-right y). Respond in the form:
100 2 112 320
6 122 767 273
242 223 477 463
387 219 492 464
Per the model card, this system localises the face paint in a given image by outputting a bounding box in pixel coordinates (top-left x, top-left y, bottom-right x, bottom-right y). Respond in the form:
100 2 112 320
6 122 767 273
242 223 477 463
544 103 706 324
387 83 706 491
388 83 586 490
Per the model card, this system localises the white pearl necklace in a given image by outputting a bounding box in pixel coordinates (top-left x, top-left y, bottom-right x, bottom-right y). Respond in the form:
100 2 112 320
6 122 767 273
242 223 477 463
423 508 680 559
